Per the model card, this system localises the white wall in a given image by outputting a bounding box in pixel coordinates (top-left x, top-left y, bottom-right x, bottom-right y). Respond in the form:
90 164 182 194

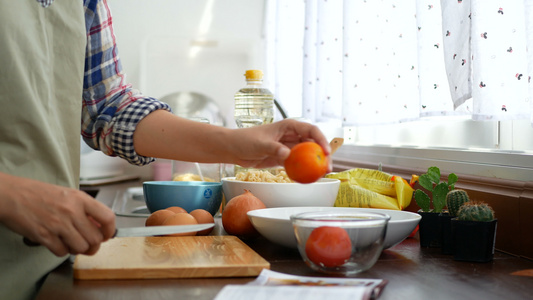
82 1 268 181
108 0 267 127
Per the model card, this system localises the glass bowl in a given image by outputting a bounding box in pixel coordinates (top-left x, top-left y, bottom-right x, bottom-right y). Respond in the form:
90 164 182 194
291 211 390 275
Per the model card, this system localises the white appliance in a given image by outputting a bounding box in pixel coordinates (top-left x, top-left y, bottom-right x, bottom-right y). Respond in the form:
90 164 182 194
79 139 126 180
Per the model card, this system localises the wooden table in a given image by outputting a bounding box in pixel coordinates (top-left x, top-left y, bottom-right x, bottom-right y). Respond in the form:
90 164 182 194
36 181 533 300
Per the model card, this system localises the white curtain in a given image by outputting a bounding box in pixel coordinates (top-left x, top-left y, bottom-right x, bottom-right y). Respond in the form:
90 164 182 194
266 0 533 126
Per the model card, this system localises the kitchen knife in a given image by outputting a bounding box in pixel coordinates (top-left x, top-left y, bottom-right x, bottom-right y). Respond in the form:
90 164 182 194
23 223 215 246
113 223 214 238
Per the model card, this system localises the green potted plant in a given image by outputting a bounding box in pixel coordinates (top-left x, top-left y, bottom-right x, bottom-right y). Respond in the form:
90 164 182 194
452 201 497 262
440 189 470 254
414 166 458 247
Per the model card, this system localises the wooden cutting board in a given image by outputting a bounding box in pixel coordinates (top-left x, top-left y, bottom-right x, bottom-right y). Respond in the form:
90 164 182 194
73 235 270 280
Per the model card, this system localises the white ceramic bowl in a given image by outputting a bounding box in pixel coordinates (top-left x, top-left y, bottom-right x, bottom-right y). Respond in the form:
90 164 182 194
248 207 421 249
221 177 340 208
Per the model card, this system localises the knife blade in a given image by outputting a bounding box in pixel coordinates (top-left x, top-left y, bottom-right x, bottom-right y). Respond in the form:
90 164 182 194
23 223 215 246
113 223 214 238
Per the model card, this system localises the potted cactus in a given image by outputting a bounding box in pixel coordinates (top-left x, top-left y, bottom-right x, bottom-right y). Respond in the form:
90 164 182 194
451 202 497 262
414 166 458 247
440 189 470 254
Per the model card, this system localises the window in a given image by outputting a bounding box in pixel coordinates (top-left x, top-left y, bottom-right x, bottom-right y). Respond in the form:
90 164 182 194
265 0 533 181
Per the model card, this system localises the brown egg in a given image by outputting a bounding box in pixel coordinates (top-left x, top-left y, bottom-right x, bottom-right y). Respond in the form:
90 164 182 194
190 209 215 236
162 213 199 236
166 206 188 214
145 209 176 227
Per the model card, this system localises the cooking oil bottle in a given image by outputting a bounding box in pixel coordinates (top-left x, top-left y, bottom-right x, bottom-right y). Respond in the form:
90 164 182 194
234 70 274 128
234 70 274 175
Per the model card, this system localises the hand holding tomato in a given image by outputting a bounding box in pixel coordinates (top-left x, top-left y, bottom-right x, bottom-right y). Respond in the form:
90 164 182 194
305 226 352 268
284 141 328 184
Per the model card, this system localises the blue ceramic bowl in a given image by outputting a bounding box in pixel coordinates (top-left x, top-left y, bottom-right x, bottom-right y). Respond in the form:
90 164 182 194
143 181 223 216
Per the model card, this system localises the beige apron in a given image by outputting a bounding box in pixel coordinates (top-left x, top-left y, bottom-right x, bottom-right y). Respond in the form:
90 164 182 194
0 1 86 299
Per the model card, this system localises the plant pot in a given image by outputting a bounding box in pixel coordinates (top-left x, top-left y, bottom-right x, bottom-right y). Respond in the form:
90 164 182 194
439 212 454 255
452 218 497 262
418 210 441 248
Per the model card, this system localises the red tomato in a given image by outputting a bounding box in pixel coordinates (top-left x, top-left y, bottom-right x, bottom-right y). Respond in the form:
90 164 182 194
305 226 352 268
284 142 328 184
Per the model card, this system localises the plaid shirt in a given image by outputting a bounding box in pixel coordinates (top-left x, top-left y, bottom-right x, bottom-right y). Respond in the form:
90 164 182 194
38 0 171 166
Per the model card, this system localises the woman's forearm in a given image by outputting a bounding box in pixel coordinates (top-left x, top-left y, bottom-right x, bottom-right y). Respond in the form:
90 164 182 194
133 109 331 170
132 110 236 163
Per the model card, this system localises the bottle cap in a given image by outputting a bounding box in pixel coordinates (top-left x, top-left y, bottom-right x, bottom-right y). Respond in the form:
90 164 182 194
244 70 263 80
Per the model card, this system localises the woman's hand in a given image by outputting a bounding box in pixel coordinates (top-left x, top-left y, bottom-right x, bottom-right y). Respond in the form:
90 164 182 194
0 173 116 257
228 119 332 170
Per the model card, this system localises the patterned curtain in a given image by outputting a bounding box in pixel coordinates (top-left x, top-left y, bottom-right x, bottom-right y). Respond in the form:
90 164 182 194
266 0 533 126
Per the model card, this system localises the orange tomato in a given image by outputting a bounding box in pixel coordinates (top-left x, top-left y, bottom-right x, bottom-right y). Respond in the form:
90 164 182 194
305 226 352 268
284 142 328 184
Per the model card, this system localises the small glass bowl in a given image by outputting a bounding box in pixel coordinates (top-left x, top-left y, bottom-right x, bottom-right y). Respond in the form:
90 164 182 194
290 211 390 275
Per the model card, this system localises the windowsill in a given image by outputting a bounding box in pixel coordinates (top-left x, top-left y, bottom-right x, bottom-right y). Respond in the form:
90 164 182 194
333 144 533 182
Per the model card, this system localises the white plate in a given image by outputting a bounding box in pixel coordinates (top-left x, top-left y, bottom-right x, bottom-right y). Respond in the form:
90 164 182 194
248 207 421 249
